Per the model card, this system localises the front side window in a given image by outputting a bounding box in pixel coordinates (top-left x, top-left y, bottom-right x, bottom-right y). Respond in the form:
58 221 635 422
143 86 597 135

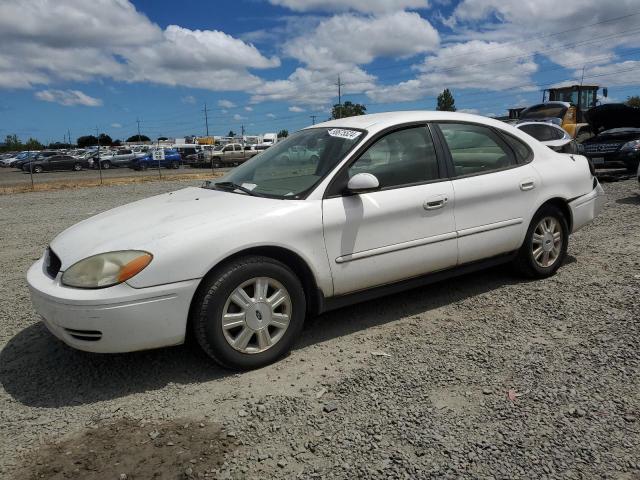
348 126 439 188
234 145 242 151
216 127 364 198
438 123 517 176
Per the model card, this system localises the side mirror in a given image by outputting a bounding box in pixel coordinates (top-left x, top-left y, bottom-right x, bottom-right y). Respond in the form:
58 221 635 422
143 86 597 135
346 172 380 194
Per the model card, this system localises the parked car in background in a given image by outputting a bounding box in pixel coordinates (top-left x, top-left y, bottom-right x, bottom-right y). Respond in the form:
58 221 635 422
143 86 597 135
515 122 582 154
27 111 604 370
2 151 34 167
95 149 137 169
129 148 181 170
581 104 640 172
22 153 88 173
19 151 57 170
210 143 258 167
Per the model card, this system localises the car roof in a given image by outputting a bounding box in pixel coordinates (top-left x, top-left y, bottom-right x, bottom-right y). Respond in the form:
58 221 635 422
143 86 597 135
309 110 516 134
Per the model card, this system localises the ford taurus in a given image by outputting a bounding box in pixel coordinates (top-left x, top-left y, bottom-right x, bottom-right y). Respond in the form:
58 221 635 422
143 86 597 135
27 112 605 369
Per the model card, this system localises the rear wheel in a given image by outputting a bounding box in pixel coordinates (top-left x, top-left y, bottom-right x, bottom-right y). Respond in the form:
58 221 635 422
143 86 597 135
170 161 180 169
101 160 111 169
73 163 82 171
192 256 306 370
514 204 568 278
33 165 43 173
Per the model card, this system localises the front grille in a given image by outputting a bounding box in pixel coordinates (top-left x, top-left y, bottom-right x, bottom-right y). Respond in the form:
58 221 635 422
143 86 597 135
44 247 61 279
64 328 102 342
583 142 623 155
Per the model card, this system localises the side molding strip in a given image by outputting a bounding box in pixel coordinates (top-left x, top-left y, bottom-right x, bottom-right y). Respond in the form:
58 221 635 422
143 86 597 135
335 218 523 264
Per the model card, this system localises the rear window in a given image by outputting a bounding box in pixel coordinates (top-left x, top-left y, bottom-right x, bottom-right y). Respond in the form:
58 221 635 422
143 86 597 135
518 123 565 141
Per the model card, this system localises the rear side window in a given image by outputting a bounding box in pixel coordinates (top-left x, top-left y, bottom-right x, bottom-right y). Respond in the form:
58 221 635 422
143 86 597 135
501 132 532 163
438 123 517 176
234 145 242 151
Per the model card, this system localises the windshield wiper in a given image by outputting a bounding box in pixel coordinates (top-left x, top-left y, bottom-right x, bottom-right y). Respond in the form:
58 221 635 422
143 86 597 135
204 180 264 197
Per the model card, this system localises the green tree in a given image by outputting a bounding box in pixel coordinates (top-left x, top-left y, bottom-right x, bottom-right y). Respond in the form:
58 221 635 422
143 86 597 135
331 101 366 120
99 134 113 145
436 89 456 111
112 139 122 146
157 136 168 141
4 134 22 151
25 138 44 150
126 134 149 142
77 135 98 148
626 95 640 108
277 129 289 138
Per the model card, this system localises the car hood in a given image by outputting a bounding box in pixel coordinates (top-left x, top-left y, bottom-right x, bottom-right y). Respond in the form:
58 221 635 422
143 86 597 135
587 103 640 132
50 186 293 270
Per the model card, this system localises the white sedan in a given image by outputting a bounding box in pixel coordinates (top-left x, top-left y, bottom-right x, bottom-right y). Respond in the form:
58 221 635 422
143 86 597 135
27 112 605 369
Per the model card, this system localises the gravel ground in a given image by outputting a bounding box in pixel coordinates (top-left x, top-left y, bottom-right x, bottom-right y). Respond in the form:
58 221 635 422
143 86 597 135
0 178 638 479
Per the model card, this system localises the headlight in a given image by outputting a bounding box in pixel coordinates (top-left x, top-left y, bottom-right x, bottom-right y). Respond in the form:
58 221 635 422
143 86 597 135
61 251 152 289
620 140 640 152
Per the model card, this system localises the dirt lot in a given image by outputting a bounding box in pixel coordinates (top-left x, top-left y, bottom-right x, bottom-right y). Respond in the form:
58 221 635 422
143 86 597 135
0 177 638 479
0 165 230 191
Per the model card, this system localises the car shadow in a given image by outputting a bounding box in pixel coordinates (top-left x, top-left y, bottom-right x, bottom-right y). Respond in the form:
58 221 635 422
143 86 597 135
616 194 640 205
0 264 528 408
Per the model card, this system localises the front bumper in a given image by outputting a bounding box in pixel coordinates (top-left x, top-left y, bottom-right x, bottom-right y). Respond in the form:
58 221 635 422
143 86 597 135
569 181 606 233
27 258 200 353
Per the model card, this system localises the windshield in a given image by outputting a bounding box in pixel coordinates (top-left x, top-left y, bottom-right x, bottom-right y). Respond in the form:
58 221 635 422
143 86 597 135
520 104 568 121
215 127 364 198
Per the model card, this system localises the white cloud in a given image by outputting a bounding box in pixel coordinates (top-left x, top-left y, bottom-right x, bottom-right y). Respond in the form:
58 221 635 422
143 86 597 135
244 106 253 111
269 0 429 14
284 11 439 70
181 95 196 104
266 113 277 118
218 99 236 108
289 105 305 112
366 40 538 103
111 122 122 128
251 66 376 106
35 89 103 106
220 109 229 114
233 114 247 121
0 0 280 91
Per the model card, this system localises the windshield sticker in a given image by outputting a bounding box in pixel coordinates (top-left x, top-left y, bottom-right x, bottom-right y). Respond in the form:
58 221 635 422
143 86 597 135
327 128 362 140
241 183 257 191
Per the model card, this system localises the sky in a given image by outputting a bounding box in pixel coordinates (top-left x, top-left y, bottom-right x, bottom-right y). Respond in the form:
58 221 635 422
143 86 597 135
1 0 639 144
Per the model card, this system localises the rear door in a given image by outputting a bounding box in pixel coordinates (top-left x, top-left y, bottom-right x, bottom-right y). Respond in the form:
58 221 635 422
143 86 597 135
435 122 539 264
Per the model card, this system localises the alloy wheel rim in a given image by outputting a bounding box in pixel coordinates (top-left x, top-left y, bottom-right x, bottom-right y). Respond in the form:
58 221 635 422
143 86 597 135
532 216 563 268
221 277 292 354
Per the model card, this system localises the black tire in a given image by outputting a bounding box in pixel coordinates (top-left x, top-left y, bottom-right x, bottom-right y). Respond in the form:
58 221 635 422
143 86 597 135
212 157 221 168
73 163 82 171
33 165 43 173
171 161 180 169
192 256 306 370
513 204 569 278
102 160 111 170
140 163 148 171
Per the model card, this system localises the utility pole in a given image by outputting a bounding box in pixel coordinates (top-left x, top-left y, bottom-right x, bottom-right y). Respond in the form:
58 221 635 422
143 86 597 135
335 75 344 119
310 115 317 125
580 65 586 86
203 103 210 137
68 128 72 147
136 118 142 143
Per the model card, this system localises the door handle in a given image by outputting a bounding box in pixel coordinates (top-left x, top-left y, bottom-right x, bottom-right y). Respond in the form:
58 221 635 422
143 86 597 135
520 180 536 191
423 196 448 210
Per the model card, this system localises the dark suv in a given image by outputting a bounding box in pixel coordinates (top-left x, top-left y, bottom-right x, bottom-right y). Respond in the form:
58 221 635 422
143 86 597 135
582 104 640 172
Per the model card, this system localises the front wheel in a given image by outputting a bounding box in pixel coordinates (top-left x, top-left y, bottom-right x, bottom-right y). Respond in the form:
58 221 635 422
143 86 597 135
170 161 179 169
192 256 306 370
513 204 568 278
33 165 43 173
73 163 82 171
101 160 111 170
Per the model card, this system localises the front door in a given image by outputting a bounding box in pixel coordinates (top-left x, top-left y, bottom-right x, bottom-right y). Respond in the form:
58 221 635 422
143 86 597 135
322 125 458 296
